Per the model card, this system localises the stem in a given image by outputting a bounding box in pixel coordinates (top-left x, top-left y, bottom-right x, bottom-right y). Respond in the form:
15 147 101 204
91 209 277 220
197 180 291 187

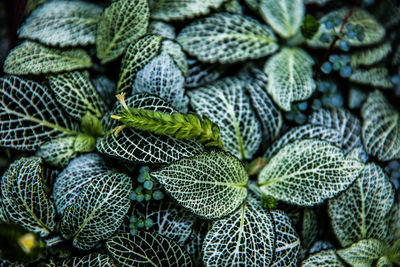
45 236 64 247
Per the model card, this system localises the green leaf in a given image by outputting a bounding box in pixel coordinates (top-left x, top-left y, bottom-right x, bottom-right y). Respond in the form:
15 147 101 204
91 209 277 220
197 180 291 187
60 171 132 250
350 42 392 68
35 136 77 168
81 112 103 137
117 35 163 94
47 71 107 120
150 0 226 21
301 14 321 39
52 153 110 215
258 139 364 206
73 133 96 153
264 124 342 160
337 239 386 267
376 256 393 267
301 249 344 267
189 77 262 160
18 1 102 47
1 157 56 237
308 8 385 48
264 48 316 111
260 0 305 38
96 0 149 63
202 196 275 265
4 41 92 75
177 13 278 64
328 163 394 247
61 253 113 267
361 90 400 161
350 67 393 89
150 150 248 219
0 76 78 151
97 94 204 164
271 210 300 266
106 232 192 266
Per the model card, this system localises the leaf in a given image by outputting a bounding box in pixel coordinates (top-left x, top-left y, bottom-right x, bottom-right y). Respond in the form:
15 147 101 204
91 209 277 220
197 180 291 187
185 58 225 88
264 124 342 160
328 163 394 247
60 171 132 250
308 8 385 48
97 94 204 164
148 21 176 39
117 35 163 94
350 67 393 89
270 210 300 266
264 48 316 111
35 136 77 168
1 157 56 237
301 250 344 267
161 40 188 77
47 71 106 120
350 42 392 68
177 13 278 64
245 68 282 145
202 196 275 265
150 0 226 21
361 90 400 161
260 0 305 38
376 256 393 267
188 77 262 159
106 232 192 266
184 223 208 266
0 76 78 151
52 153 110 215
151 150 248 219
309 107 363 154
61 253 113 267
258 139 364 206
96 0 149 63
301 14 321 39
337 239 386 267
18 1 102 47
131 53 188 112
4 41 92 75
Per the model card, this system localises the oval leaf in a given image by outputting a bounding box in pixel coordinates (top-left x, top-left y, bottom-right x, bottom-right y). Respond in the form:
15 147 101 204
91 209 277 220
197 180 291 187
4 41 92 75
258 139 364 206
96 0 149 63
337 239 386 266
264 48 316 111
35 136 77 168
301 250 344 267
177 13 278 64
106 232 192 266
151 150 248 219
350 67 393 89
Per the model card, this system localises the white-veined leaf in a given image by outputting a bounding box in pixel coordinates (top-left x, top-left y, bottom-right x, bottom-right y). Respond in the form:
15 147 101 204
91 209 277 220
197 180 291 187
97 94 204 164
4 41 92 75
35 136 77 168
150 0 226 21
184 223 209 266
148 21 176 39
309 107 363 154
177 13 278 64
264 47 316 111
151 150 248 219
47 71 107 120
60 171 132 250
299 208 319 259
337 239 386 267
260 0 304 38
61 253 113 267
202 196 275 266
328 163 394 247
376 256 393 267
350 67 393 88
264 124 342 160
350 42 392 68
258 139 364 206
245 68 282 146
18 1 102 47
361 90 400 161
106 232 192 266
117 35 163 94
308 8 385 48
161 40 188 77
185 58 225 88
0 76 78 151
301 250 344 267
188 77 262 159
1 157 56 237
132 53 188 112
96 0 149 63
271 210 300 266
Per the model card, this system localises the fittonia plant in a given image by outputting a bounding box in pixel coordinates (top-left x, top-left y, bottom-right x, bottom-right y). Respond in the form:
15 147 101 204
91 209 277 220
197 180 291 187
0 0 400 266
